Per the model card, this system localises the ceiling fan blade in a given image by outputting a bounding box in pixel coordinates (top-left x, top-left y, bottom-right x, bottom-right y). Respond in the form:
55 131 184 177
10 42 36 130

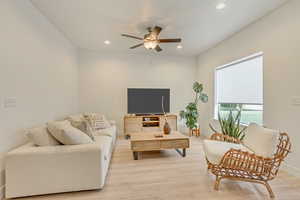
121 34 143 40
130 43 144 49
152 26 162 35
155 45 162 52
159 38 182 43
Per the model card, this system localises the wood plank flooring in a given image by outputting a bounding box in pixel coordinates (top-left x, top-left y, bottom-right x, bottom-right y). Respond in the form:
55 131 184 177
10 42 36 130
11 137 300 200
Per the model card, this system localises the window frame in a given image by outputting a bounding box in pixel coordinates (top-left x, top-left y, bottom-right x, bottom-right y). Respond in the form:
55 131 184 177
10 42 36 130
214 52 264 125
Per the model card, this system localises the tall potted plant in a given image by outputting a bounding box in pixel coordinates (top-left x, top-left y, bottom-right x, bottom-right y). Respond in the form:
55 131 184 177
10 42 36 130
180 82 208 135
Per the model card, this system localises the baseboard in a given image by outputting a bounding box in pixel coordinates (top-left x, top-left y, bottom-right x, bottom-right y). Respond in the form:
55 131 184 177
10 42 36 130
0 185 5 200
282 162 300 177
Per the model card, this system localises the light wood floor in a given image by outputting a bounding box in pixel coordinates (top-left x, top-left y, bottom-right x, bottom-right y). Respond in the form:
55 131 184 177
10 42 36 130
13 137 300 200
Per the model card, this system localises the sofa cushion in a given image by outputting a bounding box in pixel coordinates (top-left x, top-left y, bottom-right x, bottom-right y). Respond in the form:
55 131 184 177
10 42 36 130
243 123 278 158
94 136 113 160
94 126 116 138
203 140 252 165
47 120 93 145
27 125 60 146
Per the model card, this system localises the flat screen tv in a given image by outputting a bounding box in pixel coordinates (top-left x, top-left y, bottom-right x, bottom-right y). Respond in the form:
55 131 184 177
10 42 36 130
127 88 170 115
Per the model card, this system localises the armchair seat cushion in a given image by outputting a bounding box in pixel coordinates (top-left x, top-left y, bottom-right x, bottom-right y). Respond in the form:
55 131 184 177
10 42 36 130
203 140 252 165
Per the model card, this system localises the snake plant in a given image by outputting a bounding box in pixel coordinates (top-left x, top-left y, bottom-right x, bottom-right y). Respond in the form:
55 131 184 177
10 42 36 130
209 109 246 141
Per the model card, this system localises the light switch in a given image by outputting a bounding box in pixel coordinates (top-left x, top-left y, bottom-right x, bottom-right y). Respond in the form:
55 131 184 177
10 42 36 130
292 96 300 106
4 97 17 108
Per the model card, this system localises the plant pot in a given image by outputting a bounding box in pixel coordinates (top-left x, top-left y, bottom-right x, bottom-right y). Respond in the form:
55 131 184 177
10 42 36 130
191 128 200 137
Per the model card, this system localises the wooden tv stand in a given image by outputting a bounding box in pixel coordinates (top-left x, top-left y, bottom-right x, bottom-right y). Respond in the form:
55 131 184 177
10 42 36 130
123 114 177 138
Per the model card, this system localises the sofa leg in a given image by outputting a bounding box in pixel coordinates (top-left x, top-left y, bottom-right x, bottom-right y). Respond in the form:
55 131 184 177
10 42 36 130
214 176 221 190
264 181 275 198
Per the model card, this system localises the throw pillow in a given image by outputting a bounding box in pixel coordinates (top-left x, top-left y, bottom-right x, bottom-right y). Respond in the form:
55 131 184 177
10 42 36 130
84 113 111 130
47 120 93 145
65 114 87 133
27 125 60 146
243 123 278 158
83 119 96 141
65 114 95 141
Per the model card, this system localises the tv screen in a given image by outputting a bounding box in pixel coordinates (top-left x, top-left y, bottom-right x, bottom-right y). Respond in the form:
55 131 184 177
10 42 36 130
127 88 170 114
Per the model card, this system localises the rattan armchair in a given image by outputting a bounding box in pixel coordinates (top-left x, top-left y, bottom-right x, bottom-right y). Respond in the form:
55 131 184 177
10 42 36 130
206 132 291 198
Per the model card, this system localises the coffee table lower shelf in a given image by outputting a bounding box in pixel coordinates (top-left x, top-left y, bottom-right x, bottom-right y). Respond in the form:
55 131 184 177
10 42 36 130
133 148 186 160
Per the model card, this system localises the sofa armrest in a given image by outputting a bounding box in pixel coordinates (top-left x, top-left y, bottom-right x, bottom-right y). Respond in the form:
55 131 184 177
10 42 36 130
5 142 103 198
6 142 101 157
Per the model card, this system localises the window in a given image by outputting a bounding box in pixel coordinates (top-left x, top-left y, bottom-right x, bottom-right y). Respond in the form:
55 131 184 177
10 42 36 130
214 53 263 125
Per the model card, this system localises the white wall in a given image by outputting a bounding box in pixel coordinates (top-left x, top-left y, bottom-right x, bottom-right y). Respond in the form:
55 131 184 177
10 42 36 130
0 0 79 194
79 50 197 134
196 0 300 173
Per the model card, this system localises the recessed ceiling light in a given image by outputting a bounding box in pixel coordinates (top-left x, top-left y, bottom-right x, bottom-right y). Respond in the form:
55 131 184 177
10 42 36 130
216 2 226 10
104 40 110 45
177 45 183 49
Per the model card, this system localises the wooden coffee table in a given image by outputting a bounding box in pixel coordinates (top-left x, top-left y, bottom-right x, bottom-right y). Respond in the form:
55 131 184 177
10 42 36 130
130 131 190 160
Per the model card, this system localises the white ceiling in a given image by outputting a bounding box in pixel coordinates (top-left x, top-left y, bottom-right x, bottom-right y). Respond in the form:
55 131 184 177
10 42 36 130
31 0 288 56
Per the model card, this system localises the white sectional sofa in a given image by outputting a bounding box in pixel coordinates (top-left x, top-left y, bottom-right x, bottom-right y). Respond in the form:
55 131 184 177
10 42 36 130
5 115 117 199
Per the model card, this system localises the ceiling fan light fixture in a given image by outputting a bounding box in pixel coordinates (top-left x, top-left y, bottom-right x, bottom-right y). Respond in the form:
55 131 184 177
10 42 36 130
104 40 111 45
216 2 226 10
144 40 158 49
177 45 183 49
121 26 182 52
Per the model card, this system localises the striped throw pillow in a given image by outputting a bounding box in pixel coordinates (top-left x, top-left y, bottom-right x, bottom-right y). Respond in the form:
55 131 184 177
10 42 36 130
84 113 111 130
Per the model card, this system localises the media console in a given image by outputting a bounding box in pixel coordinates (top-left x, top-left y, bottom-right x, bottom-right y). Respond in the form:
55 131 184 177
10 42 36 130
123 114 177 139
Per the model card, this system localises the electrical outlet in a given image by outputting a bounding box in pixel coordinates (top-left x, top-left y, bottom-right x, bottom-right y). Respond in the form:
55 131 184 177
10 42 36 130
3 97 17 108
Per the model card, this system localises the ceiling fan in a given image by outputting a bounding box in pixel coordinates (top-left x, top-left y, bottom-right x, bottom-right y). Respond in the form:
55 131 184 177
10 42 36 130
121 26 181 52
